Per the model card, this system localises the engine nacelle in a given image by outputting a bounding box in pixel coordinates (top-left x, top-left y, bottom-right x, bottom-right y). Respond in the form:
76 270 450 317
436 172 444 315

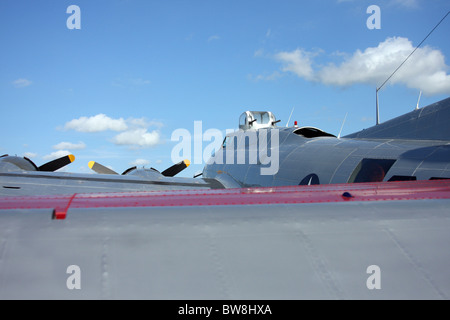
0 155 38 172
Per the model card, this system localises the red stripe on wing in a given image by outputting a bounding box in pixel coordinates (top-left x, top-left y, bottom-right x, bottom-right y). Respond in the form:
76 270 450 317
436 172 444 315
1 180 449 214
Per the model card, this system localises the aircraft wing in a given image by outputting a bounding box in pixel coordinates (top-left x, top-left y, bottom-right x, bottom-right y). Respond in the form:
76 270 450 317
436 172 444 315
344 97 450 141
1 180 449 299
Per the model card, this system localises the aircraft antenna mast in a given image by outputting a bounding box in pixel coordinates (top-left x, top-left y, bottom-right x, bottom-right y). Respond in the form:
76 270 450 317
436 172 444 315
375 10 449 125
286 107 295 127
338 112 348 139
376 88 380 125
416 91 422 110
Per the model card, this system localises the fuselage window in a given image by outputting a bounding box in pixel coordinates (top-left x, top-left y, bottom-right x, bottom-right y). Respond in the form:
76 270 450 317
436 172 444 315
348 159 396 183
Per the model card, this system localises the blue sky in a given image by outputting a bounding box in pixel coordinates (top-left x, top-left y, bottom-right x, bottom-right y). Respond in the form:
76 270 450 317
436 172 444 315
1 0 449 177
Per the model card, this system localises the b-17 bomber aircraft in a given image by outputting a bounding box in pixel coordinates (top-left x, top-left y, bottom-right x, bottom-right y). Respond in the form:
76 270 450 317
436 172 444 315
0 97 450 299
2 97 450 195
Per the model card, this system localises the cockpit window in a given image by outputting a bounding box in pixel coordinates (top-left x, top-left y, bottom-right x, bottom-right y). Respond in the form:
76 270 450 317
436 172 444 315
239 113 246 127
251 112 270 125
239 111 277 130
261 112 269 124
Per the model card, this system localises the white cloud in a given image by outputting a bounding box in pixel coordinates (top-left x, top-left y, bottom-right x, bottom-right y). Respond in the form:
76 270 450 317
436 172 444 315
113 129 161 148
130 158 150 167
12 78 32 88
317 37 450 95
274 37 450 95
64 114 163 133
43 150 71 160
63 114 164 149
53 141 86 150
275 49 315 80
64 114 128 132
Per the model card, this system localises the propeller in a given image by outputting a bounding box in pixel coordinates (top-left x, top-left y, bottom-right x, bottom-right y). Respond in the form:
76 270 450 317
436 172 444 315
88 161 119 175
161 159 190 177
37 154 75 172
0 154 75 172
88 159 190 177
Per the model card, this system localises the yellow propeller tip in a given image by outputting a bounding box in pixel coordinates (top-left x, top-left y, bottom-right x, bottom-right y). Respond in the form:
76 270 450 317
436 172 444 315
68 154 75 163
184 159 190 167
88 161 95 169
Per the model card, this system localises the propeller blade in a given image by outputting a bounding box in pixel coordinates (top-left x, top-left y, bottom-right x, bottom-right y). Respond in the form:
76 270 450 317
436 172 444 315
161 159 190 177
38 154 75 172
88 161 118 175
